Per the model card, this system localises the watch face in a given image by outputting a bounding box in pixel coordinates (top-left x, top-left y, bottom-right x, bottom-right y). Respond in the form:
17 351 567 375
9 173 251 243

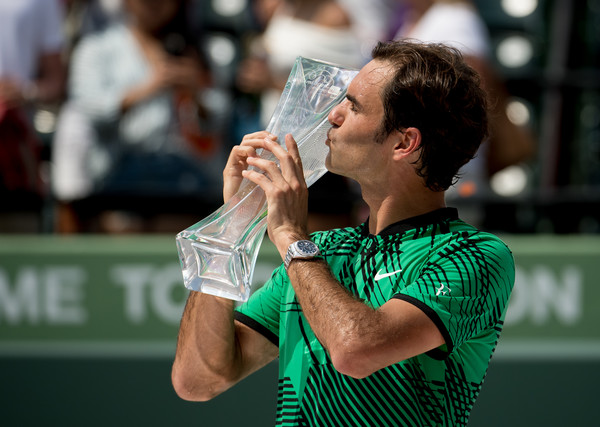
285 240 320 269
297 240 318 255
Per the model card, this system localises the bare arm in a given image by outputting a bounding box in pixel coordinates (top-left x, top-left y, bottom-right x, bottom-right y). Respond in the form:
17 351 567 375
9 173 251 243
171 131 280 401
286 259 444 378
242 134 444 378
171 292 278 401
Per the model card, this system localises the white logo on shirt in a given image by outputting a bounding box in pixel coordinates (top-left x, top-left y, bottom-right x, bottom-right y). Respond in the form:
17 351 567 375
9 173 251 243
374 268 403 281
436 283 450 296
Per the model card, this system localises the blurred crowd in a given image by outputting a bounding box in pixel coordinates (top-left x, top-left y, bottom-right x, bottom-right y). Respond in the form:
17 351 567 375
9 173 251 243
0 0 537 234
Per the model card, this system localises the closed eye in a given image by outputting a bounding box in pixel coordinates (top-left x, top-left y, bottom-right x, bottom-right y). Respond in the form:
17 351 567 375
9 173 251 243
345 94 361 113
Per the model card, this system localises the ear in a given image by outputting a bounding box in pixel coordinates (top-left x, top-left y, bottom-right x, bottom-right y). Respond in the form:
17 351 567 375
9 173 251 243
392 127 421 159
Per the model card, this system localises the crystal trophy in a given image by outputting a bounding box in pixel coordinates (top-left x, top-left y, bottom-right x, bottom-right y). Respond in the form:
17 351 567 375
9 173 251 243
176 57 358 301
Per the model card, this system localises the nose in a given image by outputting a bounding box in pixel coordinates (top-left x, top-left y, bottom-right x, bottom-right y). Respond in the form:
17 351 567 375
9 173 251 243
328 100 345 126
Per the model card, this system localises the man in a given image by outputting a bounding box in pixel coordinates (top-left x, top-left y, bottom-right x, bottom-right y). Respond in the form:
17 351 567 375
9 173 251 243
172 41 515 426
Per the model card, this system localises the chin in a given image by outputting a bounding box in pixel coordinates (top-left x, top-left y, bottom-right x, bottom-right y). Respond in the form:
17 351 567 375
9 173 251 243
324 154 332 171
325 162 342 176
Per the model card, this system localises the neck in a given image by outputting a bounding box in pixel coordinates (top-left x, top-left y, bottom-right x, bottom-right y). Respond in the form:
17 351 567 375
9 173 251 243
362 185 446 235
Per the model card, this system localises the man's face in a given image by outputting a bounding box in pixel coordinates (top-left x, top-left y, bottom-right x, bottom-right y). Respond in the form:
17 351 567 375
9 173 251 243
325 60 394 183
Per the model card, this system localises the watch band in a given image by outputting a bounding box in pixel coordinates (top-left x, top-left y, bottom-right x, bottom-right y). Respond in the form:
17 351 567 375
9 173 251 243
284 240 321 270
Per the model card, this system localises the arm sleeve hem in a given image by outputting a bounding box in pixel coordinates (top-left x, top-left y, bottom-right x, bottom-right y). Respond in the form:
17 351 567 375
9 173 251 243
391 293 453 360
234 311 279 347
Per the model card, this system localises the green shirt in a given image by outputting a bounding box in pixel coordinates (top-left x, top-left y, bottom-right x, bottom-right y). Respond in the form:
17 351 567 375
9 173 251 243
235 208 515 426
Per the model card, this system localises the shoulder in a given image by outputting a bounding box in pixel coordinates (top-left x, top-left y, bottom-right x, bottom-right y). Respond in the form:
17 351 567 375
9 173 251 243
446 226 516 283
448 221 513 254
311 224 364 252
464 228 513 258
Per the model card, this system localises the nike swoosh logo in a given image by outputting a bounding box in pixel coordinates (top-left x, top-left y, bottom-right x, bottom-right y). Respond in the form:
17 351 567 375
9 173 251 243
374 268 403 281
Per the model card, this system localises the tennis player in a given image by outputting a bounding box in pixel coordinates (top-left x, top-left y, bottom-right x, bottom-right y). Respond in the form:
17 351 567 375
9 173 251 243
172 40 515 426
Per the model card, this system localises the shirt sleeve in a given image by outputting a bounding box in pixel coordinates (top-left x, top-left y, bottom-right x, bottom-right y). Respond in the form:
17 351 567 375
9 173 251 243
393 233 515 356
234 265 287 346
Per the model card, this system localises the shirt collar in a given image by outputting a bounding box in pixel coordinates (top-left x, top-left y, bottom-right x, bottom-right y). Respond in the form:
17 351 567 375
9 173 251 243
361 207 459 237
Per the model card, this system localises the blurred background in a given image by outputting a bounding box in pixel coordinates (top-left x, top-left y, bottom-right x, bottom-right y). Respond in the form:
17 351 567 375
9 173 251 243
0 0 598 425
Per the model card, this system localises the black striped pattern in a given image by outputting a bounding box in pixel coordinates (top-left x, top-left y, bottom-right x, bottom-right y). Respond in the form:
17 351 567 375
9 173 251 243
236 208 514 427
275 357 484 426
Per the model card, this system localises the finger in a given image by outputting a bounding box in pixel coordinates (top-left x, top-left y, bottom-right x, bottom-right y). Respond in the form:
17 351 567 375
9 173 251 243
266 134 304 188
284 133 304 174
226 130 276 169
241 131 277 147
224 145 257 170
247 135 304 189
258 134 294 164
246 156 283 182
241 167 277 192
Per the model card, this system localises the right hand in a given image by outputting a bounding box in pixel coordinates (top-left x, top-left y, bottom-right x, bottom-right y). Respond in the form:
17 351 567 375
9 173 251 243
222 131 278 203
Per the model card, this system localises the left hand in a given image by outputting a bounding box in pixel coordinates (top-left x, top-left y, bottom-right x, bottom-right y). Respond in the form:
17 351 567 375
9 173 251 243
242 133 309 257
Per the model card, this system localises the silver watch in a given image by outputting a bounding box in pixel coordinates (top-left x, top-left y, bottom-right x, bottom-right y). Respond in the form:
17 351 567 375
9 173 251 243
284 240 321 270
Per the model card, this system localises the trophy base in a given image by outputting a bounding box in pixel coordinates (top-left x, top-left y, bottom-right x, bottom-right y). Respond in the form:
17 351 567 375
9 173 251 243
176 188 268 302
176 236 246 301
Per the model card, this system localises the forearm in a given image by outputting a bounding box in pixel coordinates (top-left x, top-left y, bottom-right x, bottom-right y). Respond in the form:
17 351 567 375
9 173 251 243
172 291 242 401
173 132 284 401
287 258 447 378
286 259 383 370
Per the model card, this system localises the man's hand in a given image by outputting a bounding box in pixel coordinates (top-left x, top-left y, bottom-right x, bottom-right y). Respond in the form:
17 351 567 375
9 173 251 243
222 131 278 203
241 133 310 256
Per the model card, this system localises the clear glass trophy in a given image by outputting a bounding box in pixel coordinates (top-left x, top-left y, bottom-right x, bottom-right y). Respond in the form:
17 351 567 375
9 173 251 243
176 57 358 301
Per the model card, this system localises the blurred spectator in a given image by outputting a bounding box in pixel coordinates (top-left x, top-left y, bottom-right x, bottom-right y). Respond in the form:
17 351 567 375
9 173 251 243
393 0 536 224
337 0 398 64
62 0 125 57
52 0 225 233
0 0 66 232
236 0 364 231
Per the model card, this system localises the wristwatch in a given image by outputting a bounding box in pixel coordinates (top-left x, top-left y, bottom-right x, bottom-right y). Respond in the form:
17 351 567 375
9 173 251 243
284 240 321 270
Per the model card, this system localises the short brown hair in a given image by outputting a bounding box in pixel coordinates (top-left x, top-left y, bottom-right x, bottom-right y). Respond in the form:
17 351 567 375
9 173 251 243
372 40 489 191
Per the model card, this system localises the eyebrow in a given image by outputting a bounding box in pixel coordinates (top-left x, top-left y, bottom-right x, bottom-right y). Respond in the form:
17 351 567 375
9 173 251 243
346 93 362 111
